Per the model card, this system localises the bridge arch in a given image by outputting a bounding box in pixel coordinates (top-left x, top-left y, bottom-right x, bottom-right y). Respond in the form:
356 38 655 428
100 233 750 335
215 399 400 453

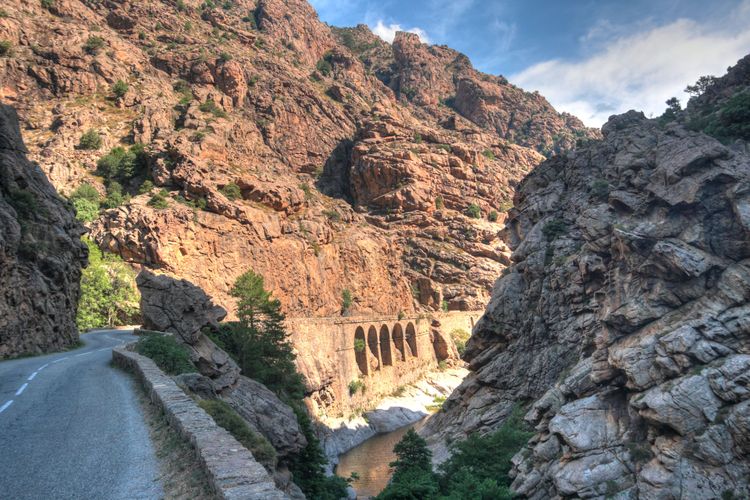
379 325 393 366
354 326 368 376
406 322 418 357
367 325 380 371
392 323 406 362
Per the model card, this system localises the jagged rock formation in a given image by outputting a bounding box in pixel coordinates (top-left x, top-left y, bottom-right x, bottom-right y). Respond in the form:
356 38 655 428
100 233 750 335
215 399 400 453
0 103 86 359
425 59 750 498
136 271 306 464
0 0 595 317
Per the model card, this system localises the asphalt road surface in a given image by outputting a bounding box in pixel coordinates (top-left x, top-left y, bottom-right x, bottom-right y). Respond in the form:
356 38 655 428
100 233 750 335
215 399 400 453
0 330 163 500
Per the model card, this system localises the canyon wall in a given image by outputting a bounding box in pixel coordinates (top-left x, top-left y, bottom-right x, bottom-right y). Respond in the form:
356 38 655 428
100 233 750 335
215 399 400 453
0 103 86 359
0 0 595 319
426 58 750 498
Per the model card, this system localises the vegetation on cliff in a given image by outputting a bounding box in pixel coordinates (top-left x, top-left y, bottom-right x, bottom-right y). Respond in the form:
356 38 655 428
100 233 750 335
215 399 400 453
76 238 139 331
208 269 348 499
135 333 194 375
377 409 532 499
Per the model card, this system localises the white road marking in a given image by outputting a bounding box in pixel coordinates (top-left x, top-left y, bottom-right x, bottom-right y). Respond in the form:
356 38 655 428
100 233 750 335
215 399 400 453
27 372 38 381
15 383 28 396
0 400 13 413
37 363 49 372
51 357 67 364
75 351 92 357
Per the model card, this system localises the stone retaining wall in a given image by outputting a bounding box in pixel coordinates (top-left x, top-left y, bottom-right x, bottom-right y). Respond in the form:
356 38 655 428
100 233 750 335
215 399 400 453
112 346 288 500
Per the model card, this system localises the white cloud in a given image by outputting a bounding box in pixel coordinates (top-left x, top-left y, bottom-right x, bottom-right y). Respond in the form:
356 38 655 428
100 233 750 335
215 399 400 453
511 4 750 127
371 20 431 44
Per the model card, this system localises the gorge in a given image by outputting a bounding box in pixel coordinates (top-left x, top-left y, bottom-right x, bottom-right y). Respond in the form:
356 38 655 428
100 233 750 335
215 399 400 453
1 0 749 499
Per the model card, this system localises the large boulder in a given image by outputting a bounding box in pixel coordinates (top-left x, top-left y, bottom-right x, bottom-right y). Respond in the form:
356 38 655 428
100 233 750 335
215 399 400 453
136 270 240 390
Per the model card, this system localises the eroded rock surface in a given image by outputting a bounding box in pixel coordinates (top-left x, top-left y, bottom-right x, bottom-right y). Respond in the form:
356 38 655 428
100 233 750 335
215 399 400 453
0 103 85 358
1 0 594 317
425 58 750 498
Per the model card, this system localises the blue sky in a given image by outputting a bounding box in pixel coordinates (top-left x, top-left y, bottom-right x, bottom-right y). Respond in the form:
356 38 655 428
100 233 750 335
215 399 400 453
310 0 750 126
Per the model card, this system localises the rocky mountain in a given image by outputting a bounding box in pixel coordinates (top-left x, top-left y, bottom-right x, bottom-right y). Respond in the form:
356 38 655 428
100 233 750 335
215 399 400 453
425 58 750 498
0 103 86 359
0 0 596 317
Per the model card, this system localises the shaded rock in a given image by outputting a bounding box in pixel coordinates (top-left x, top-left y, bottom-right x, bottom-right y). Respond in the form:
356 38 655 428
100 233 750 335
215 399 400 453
0 103 85 359
136 270 239 390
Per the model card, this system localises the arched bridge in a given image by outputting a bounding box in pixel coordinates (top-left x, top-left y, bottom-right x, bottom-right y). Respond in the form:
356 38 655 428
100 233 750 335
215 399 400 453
287 311 481 417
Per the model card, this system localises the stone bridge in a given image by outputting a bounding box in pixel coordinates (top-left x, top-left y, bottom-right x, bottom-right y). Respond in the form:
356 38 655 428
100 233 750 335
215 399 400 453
287 311 482 417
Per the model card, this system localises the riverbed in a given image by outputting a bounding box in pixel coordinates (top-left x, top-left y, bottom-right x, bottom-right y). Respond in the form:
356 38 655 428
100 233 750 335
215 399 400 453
335 419 427 499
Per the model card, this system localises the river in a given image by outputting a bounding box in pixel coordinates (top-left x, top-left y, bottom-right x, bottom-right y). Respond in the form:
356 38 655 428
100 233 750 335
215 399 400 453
334 418 427 499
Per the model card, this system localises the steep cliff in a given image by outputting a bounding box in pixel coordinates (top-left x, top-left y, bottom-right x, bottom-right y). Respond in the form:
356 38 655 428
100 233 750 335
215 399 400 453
425 59 750 498
0 0 594 317
0 103 86 358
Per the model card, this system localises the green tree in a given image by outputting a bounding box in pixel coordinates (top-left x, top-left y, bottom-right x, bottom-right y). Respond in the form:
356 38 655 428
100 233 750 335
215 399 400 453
97 144 147 184
377 429 437 500
135 333 194 375
76 238 139 330
84 35 105 55
685 75 716 97
341 288 353 312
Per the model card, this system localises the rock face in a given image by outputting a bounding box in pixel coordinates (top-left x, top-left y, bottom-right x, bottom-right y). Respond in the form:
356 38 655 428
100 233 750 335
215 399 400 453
137 269 240 391
137 271 306 463
1 0 594 318
425 61 750 498
0 103 85 359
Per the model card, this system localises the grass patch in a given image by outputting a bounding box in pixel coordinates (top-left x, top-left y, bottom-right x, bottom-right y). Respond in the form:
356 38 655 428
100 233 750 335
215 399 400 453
135 333 195 375
198 399 277 470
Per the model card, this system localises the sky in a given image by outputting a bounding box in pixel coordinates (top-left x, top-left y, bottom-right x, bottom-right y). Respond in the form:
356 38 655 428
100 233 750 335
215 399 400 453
309 0 750 127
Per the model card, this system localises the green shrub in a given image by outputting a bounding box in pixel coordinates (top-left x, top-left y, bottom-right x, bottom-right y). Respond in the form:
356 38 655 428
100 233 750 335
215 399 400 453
316 58 332 76
219 51 232 62
41 0 55 8
591 179 610 200
348 379 365 396
342 288 353 311
78 129 102 150
97 144 148 184
138 180 154 194
220 182 241 200
111 80 129 99
0 9 8 18
542 218 568 241
198 399 277 469
0 40 12 57
84 35 105 55
699 91 750 142
72 198 100 222
466 203 481 219
199 99 228 118
482 149 495 160
135 333 195 375
435 195 444 210
69 183 100 203
413 132 422 143
498 200 513 213
353 338 365 353
450 328 470 356
488 210 499 222
77 237 139 330
323 209 340 221
101 181 129 209
441 300 449 312
176 0 187 11
437 406 533 495
148 192 169 209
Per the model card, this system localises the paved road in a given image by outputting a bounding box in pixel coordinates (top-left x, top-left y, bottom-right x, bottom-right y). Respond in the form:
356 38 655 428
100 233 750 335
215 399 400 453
0 330 163 500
